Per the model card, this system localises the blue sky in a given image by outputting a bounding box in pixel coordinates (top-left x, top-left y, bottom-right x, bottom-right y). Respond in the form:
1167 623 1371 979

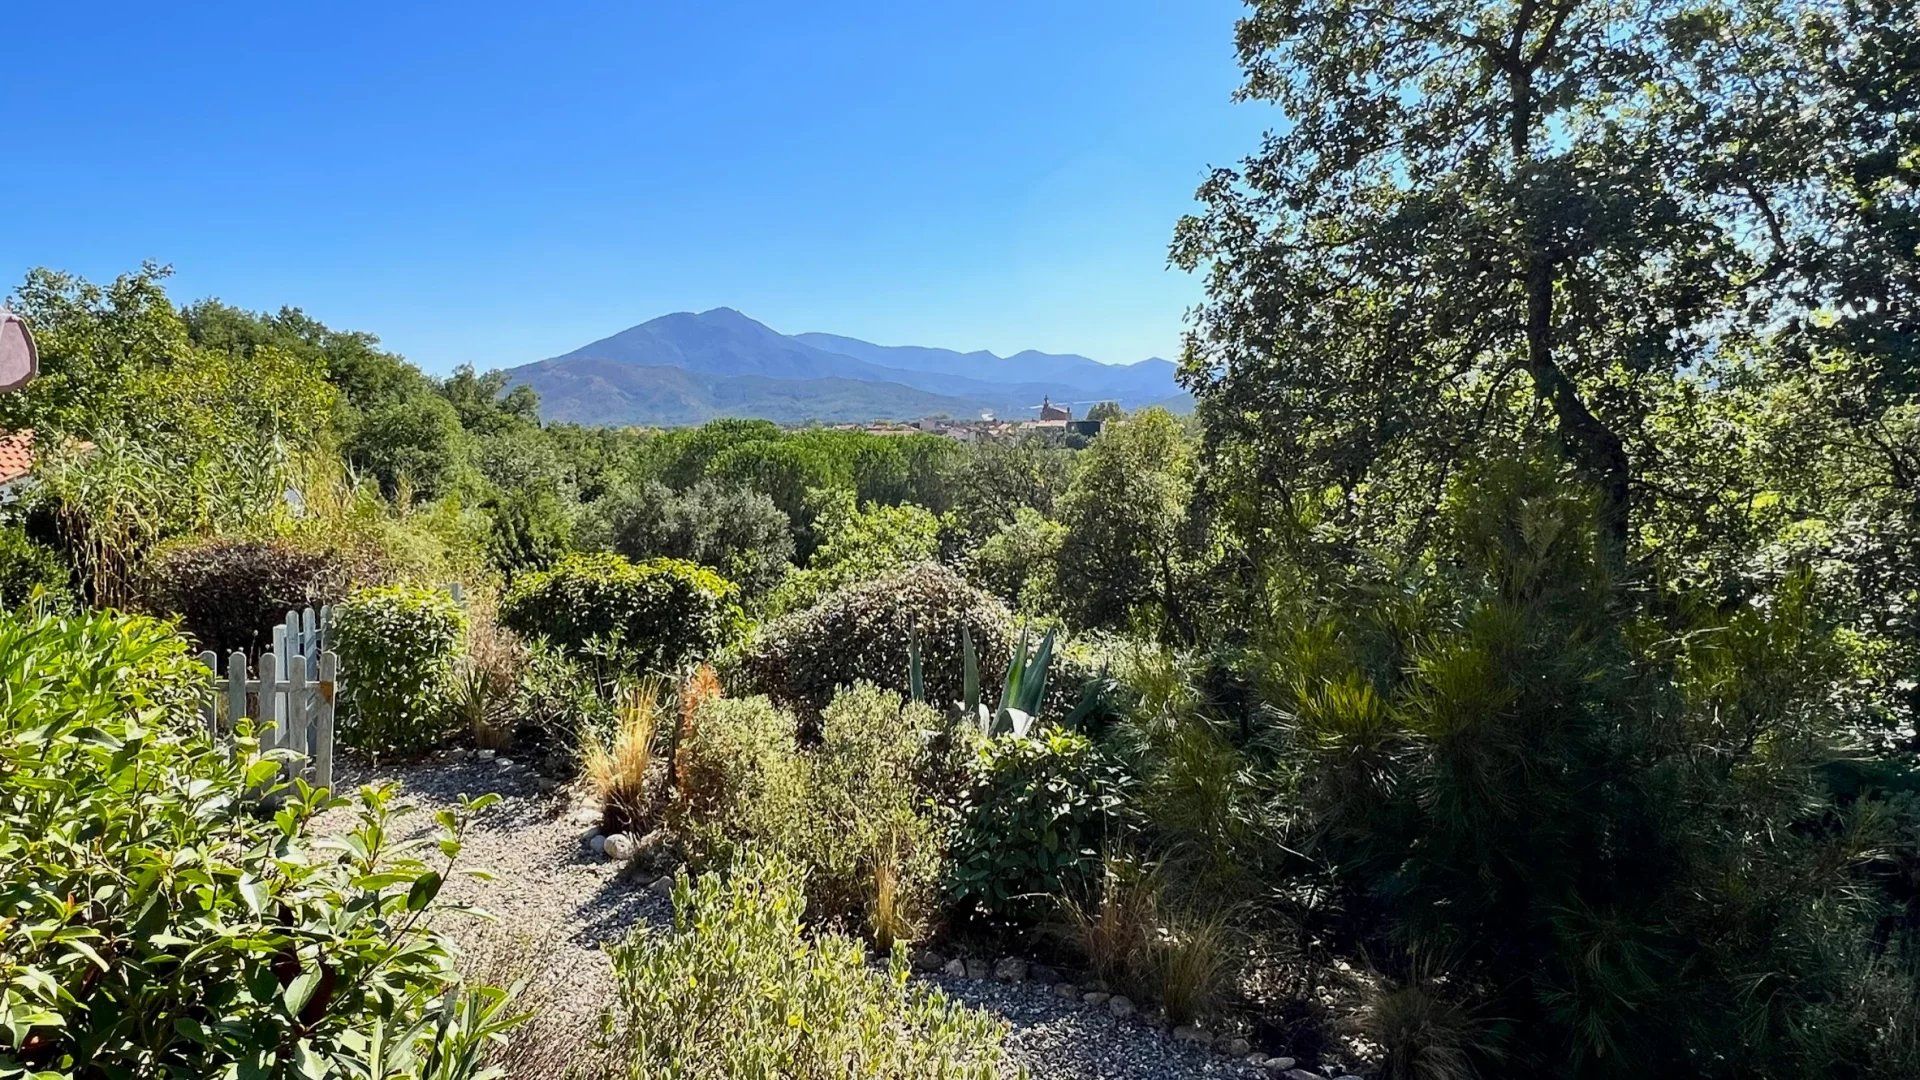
1 2 1268 373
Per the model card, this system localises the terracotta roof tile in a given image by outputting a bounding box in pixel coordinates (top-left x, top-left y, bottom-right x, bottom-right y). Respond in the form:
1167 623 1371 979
0 429 36 486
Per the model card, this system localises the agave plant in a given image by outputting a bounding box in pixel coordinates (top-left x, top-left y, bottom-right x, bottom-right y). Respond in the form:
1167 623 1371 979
910 622 1056 737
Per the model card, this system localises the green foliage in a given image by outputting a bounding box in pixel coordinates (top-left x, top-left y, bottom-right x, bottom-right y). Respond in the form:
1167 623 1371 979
347 392 471 502
791 684 946 938
0 606 515 1077
600 853 1014 1079
1238 471 1920 1075
970 506 1064 613
1054 409 1203 637
0 525 69 608
499 552 742 674
581 478 794 600
669 695 808 869
481 484 575 577
770 489 942 614
743 561 1013 722
943 432 1072 549
947 729 1130 929
143 534 376 655
332 584 467 755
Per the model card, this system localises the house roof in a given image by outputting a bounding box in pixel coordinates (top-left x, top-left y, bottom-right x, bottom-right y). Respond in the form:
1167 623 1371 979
0 429 35 486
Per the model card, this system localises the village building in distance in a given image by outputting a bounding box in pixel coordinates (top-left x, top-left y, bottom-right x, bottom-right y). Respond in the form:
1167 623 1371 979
834 396 1106 443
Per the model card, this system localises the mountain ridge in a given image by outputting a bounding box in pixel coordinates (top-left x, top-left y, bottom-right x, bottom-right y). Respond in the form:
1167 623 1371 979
505 308 1188 426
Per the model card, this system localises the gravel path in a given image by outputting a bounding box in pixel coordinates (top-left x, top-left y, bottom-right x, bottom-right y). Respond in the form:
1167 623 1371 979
311 754 1300 1080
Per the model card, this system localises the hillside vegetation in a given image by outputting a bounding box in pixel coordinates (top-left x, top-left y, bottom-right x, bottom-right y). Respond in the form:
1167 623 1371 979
2 0 1918 1076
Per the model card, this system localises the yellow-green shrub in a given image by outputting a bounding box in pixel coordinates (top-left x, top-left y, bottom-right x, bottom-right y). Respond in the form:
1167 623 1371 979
601 853 1012 1079
499 552 741 673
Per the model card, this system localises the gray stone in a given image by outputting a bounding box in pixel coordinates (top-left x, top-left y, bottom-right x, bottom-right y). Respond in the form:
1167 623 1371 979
1172 1026 1213 1047
1283 1071 1319 1080
992 957 1028 982
647 874 675 897
963 958 991 980
1082 990 1112 1006
569 805 601 825
476 748 496 760
1221 1037 1252 1057
1107 995 1136 1019
910 947 946 973
1053 982 1081 999
587 832 606 856
1028 963 1059 984
602 833 636 862
942 957 967 978
1246 1053 1270 1068
1261 1059 1297 1077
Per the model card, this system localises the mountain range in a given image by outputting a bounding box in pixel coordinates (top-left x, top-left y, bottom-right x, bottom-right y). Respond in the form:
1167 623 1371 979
501 307 1188 426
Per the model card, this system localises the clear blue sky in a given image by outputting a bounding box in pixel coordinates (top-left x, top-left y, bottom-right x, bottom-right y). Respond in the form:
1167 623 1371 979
1 2 1269 373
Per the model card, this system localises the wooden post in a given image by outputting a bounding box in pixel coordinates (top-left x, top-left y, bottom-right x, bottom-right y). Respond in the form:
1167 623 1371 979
315 651 337 790
257 652 280 754
285 653 309 784
198 650 219 736
226 650 247 741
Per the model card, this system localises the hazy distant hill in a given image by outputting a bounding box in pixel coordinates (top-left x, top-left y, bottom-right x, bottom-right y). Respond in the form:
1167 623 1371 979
505 308 1187 426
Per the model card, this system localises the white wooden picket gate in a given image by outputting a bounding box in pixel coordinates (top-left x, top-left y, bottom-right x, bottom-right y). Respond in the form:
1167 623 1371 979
198 605 339 789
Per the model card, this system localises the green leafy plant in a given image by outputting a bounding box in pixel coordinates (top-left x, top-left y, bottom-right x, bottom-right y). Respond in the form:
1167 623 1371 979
792 683 946 941
0 605 518 1077
599 853 1015 1078
0 524 70 608
947 729 1131 930
333 583 467 755
668 695 808 867
498 552 742 674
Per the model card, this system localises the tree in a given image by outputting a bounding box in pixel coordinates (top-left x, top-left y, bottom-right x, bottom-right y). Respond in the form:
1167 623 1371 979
943 432 1072 548
1171 0 1867 565
581 479 795 601
1085 401 1123 424
1053 409 1200 636
346 393 469 501
769 489 942 615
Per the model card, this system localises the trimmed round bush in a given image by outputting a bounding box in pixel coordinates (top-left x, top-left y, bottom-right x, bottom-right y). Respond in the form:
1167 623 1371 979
740 561 1014 720
499 552 742 673
144 535 375 655
332 584 466 755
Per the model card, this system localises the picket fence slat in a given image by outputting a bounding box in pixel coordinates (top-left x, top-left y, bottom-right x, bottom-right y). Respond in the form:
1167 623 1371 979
197 606 340 790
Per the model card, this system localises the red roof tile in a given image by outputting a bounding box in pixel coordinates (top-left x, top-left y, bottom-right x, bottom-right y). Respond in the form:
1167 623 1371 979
0 429 36 486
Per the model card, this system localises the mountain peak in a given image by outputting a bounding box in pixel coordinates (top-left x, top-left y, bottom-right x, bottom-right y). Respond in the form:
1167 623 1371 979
514 313 1191 426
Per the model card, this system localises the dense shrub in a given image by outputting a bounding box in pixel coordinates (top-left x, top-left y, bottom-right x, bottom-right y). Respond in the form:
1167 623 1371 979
947 730 1131 929
143 534 376 655
670 695 807 866
742 561 1014 721
600 853 1012 1078
581 478 795 600
795 683 946 943
668 683 944 942
499 552 742 673
508 638 613 774
0 606 515 1076
0 523 69 607
332 583 467 755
